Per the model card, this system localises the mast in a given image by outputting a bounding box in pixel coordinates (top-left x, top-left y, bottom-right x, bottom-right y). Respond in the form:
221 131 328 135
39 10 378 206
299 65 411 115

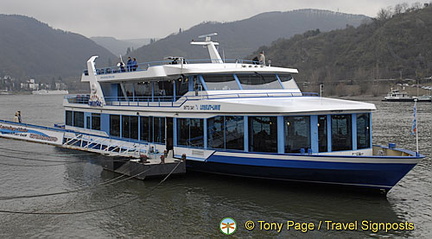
190 33 223 63
86 56 106 107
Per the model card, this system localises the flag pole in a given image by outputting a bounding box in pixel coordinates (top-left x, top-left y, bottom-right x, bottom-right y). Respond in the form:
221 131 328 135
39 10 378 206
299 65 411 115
414 99 419 155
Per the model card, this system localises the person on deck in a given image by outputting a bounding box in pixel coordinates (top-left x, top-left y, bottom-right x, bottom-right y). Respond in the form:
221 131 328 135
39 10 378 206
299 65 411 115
13 112 19 122
127 57 132 71
259 51 266 65
17 111 22 123
132 58 138 71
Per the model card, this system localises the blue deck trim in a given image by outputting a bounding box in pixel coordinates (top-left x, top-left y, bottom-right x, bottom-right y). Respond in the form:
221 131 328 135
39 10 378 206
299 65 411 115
277 116 284 154
326 114 332 152
352 114 358 150
243 116 249 152
310 115 318 153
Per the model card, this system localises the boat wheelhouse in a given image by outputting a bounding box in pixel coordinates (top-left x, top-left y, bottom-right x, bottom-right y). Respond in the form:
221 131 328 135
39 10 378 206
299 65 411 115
57 34 423 192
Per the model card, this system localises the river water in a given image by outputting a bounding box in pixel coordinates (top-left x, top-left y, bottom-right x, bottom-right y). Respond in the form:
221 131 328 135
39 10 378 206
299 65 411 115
0 94 431 238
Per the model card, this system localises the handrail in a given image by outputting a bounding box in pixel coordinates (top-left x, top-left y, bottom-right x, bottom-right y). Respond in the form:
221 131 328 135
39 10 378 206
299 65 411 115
83 58 262 76
65 91 318 108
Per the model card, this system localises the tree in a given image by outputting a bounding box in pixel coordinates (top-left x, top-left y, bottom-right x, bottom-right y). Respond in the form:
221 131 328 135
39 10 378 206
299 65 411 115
376 7 393 21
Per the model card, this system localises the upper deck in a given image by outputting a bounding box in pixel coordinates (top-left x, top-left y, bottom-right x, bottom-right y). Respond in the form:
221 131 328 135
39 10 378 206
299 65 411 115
69 34 376 114
81 58 299 83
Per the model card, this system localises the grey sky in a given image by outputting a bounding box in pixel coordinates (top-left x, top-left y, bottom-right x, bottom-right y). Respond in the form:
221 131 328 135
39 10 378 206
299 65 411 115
1 0 426 39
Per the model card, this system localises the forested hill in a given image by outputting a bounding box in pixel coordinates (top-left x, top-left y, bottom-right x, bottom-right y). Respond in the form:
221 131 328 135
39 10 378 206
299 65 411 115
130 9 369 62
257 5 432 95
0 15 116 80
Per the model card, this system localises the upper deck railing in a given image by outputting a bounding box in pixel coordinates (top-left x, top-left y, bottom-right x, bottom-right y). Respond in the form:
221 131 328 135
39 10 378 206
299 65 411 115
65 91 318 108
84 58 264 76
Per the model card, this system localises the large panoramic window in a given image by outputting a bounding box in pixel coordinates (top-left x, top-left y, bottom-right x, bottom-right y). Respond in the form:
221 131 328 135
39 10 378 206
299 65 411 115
140 116 151 142
134 82 153 101
153 117 165 144
122 115 138 140
249 116 277 152
73 111 84 128
225 116 244 150
285 116 310 153
175 77 189 98
237 73 282 90
357 113 371 149
154 81 174 101
65 111 73 126
202 74 240 90
278 74 299 90
331 114 352 151
208 116 244 150
177 118 204 148
110 115 120 137
91 113 101 130
318 115 328 152
208 116 224 149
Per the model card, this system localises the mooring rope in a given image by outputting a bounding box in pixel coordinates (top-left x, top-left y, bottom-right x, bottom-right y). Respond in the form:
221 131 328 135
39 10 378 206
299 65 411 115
0 160 183 215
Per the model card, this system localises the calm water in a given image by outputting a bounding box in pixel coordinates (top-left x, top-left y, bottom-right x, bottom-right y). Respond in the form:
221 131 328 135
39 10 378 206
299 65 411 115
0 94 431 238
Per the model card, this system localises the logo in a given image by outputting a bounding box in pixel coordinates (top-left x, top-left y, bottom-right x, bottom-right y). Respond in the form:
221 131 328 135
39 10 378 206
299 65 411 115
220 217 237 235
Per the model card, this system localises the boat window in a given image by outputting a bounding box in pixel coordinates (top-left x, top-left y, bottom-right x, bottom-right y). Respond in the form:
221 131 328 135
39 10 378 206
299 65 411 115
208 116 224 149
153 117 166 144
318 115 328 152
122 116 139 140
357 113 371 149
175 77 189 99
331 114 352 151
249 116 277 152
134 82 153 101
208 116 244 150
140 117 151 142
225 116 244 150
91 113 101 130
65 111 73 126
73 111 84 128
177 118 204 148
202 74 240 90
155 81 174 101
278 74 299 90
123 83 134 100
110 115 121 137
237 73 282 90
285 116 311 153
278 74 293 82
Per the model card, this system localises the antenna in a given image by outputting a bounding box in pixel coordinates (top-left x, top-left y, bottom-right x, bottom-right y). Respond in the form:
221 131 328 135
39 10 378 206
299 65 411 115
198 33 218 42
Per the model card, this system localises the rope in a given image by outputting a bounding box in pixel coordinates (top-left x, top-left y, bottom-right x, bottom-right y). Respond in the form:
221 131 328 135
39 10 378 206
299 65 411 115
0 160 183 215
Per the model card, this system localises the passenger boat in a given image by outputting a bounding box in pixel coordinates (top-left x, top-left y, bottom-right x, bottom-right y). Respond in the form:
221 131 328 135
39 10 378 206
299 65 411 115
32 89 69 95
383 88 431 102
0 34 424 192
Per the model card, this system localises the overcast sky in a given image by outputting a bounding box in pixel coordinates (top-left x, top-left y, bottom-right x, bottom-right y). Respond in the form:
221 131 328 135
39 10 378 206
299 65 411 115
1 0 427 39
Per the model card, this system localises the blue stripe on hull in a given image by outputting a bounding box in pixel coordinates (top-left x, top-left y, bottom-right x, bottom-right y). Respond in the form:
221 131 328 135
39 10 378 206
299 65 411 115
186 154 416 190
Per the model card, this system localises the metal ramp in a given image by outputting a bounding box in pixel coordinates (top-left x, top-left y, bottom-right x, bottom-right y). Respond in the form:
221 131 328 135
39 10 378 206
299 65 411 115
62 132 148 158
